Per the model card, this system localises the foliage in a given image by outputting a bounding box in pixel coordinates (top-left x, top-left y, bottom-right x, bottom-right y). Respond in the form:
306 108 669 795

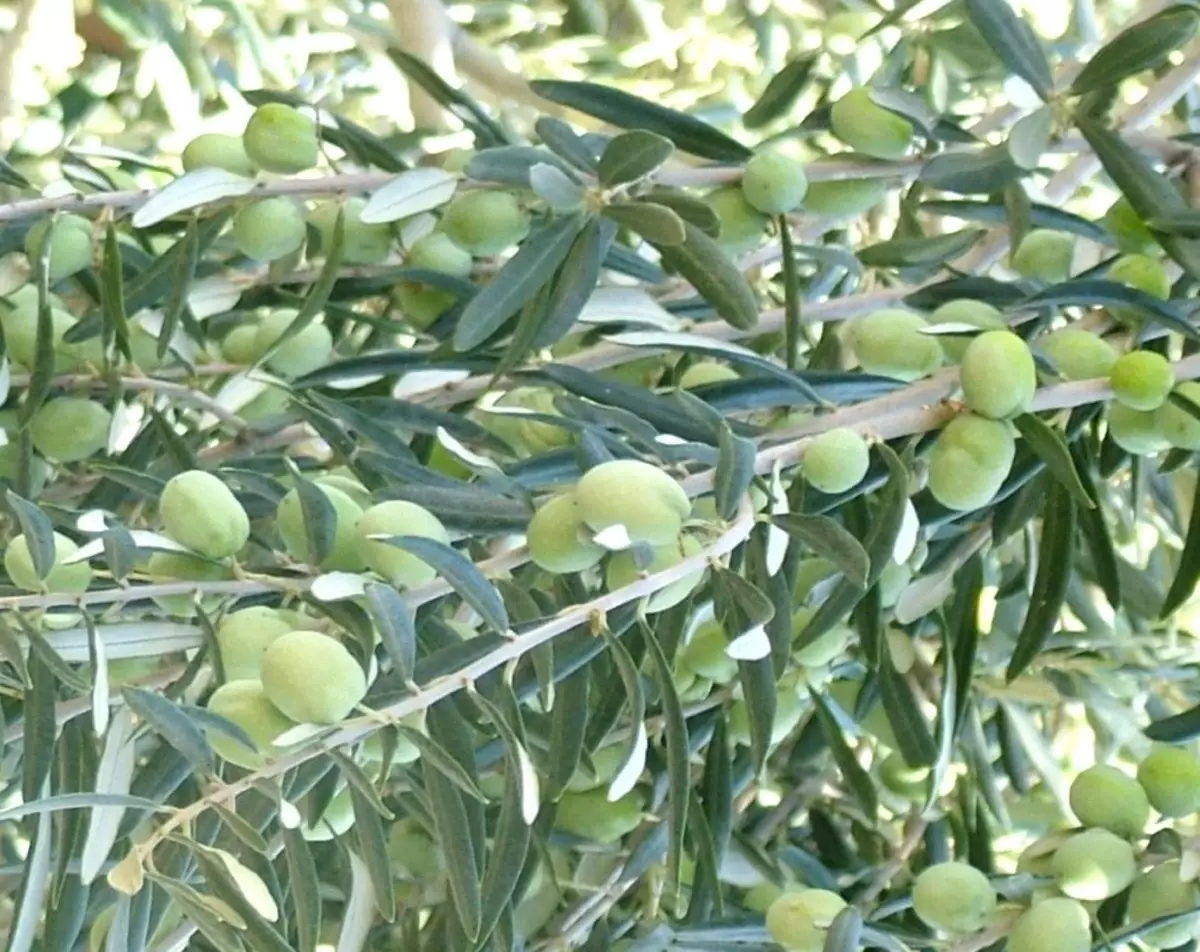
0 0 1199 951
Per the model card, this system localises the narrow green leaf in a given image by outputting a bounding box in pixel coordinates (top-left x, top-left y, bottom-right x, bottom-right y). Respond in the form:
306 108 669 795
737 657 777 773
20 228 56 427
5 490 56 581
603 201 687 245
772 513 870 590
655 220 759 331
22 650 56 804
964 0 1053 99
1162 466 1200 618
878 640 937 768
397 726 489 803
826 906 865 952
924 626 958 814
328 749 394 818
546 666 590 801
857 229 985 267
187 845 292 952
530 80 752 162
1071 5 1200 96
1013 415 1095 508
535 116 600 172
453 213 584 351
919 145 1023 195
347 777 397 921
1006 481 1078 681
281 826 322 952
213 802 270 854
599 626 648 801
370 536 508 634
294 475 337 567
1015 279 1197 341
146 874 246 951
1004 180 1033 256
121 685 214 774
1076 115 1200 279
363 582 417 682
388 49 510 146
158 215 199 360
1072 443 1120 610
1145 703 1200 743
423 758 483 940
597 130 675 187
714 423 757 522
641 620 690 902
811 689 878 822
1144 210 1200 236
531 215 615 349
101 222 131 361
744 55 817 128
779 214 803 369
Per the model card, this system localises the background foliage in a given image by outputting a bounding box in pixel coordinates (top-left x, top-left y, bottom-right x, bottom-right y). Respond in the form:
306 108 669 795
2 0 1200 950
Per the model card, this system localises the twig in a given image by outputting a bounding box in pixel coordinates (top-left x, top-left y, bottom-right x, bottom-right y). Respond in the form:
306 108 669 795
857 813 928 907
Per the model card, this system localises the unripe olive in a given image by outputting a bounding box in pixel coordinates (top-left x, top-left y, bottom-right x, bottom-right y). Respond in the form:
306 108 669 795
309 197 393 264
181 134 257 177
575 459 690 547
1110 253 1170 300
316 471 372 508
0 443 50 497
1068 764 1150 838
232 197 306 262
1051 828 1136 901
1 302 76 370
5 531 92 593
388 821 442 878
802 427 869 494
879 752 931 800
146 550 231 615
506 387 570 453
1011 230 1075 283
555 788 643 843
1126 860 1200 949
765 889 848 951
960 330 1036 419
205 679 296 769
276 482 366 572
301 784 357 842
1006 897 1091 952
1137 745 1200 817
1041 327 1118 380
1109 350 1174 411
29 397 111 462
221 323 262 364
439 190 530 257
242 103 319 174
802 178 888 218
678 620 737 683
744 881 786 914
438 148 474 173
260 630 367 724
394 282 459 330
679 361 739 389
729 686 804 747
160 470 250 559
849 309 943 381
740 150 808 214
406 231 473 277
877 558 912 608
706 186 768 254
1103 195 1159 256
1153 382 1200 451
927 414 1015 511
1109 403 1169 456
24 214 92 281
216 606 293 681
911 862 996 934
252 309 333 378
791 609 853 667
929 298 1006 362
565 744 625 793
829 88 914 160
527 492 605 574
356 500 449 588
605 534 705 613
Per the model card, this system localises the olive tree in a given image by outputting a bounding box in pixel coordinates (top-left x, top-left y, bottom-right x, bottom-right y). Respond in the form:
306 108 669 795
0 0 1199 950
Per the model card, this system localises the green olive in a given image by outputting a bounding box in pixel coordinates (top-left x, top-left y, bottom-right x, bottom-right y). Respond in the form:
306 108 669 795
24 214 92 281
29 397 111 462
216 606 293 681
204 679 296 769
555 787 643 843
527 492 605 574
765 889 848 951
160 470 250 559
1109 350 1174 411
252 309 333 378
911 862 997 934
849 309 943 381
740 150 808 214
1068 764 1150 839
829 88 914 160
406 231 473 277
679 361 739 389
1040 327 1118 380
276 482 366 572
677 619 737 683
1153 382 1200 451
5 531 92 593
232 197 306 262
242 103 319 174
927 414 1016 511
1011 230 1075 283
260 630 367 724
1108 403 1169 456
1126 860 1200 949
1103 195 1160 256
605 534 705 613
802 178 888 218
1051 828 1136 901
706 185 769 254
1006 897 1091 952
439 190 530 257
959 330 1036 419
802 428 869 494
928 299 1006 362
309 197 393 264
1137 745 1200 817
181 134 257 177
575 459 690 547
355 500 450 588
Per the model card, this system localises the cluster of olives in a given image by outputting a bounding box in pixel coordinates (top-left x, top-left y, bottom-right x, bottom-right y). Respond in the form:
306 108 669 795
526 459 707 611
219 308 333 379
706 148 807 253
